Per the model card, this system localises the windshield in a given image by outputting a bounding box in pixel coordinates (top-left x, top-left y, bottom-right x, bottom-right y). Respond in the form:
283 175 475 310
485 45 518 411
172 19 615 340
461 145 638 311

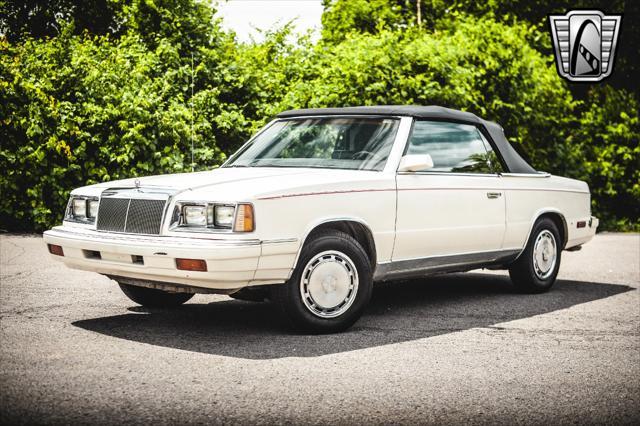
224 117 400 171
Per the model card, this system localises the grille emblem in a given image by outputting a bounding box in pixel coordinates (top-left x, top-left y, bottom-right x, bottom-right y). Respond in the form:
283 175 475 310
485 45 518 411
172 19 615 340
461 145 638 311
134 178 141 190
549 10 622 82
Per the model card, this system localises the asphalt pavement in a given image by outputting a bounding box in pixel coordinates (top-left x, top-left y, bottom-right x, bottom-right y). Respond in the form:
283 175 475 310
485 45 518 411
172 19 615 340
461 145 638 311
1 233 638 424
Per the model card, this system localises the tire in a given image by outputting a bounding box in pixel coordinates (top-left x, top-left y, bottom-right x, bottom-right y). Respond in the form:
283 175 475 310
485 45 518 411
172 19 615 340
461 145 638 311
271 230 373 333
509 217 562 293
229 287 270 302
118 283 194 308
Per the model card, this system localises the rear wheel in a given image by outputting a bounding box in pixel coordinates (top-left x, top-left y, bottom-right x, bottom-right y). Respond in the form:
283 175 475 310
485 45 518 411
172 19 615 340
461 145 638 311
509 217 562 293
271 230 373 333
118 283 194 308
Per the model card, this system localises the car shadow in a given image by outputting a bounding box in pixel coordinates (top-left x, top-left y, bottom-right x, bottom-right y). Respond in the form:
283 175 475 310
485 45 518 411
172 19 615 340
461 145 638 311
72 273 633 359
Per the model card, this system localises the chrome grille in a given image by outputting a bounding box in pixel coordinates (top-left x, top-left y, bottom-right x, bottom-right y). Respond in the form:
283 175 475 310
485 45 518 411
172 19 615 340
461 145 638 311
96 198 129 232
96 197 166 235
126 199 166 234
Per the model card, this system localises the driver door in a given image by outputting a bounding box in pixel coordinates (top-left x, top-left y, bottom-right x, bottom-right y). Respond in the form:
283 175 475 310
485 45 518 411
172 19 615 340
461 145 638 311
393 120 506 262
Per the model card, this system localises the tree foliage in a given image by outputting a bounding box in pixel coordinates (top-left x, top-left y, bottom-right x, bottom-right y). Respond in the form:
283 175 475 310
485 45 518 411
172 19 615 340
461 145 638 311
0 0 638 231
0 0 123 42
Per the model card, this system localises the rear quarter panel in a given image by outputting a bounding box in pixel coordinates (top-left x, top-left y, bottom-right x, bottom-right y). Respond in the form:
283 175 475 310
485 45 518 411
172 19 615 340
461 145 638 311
502 174 593 250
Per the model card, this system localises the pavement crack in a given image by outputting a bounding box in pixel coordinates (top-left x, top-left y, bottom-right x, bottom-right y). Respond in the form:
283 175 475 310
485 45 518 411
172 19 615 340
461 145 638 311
0 239 27 265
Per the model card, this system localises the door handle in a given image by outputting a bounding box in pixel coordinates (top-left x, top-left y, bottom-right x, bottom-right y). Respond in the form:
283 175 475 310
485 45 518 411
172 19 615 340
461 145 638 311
487 192 502 199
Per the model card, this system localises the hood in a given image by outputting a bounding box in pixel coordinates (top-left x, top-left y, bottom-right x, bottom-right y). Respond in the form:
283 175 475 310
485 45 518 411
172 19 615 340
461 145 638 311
71 167 390 201
73 168 310 191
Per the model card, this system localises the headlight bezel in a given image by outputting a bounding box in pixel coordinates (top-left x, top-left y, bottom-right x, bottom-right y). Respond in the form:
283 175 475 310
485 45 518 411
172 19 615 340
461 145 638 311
170 201 255 233
65 196 100 224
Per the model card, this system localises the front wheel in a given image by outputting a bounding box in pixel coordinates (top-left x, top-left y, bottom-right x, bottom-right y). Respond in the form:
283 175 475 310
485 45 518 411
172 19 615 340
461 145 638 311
271 230 373 333
509 217 562 293
118 283 194 308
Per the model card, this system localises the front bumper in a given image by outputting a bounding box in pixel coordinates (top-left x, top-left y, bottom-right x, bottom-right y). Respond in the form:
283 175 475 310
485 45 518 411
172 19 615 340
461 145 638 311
43 226 265 291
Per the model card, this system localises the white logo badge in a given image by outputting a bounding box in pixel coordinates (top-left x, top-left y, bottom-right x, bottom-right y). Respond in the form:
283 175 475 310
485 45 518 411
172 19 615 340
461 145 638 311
549 10 622 82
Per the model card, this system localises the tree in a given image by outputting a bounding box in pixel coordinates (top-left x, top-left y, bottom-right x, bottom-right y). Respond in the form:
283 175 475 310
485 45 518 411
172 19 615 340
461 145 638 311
320 0 409 44
0 0 124 41
0 2 248 230
574 86 640 230
320 0 637 98
1 0 637 231
120 0 223 53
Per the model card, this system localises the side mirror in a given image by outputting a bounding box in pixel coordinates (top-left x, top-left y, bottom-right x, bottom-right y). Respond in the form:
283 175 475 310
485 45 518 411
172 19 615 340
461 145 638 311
397 154 434 172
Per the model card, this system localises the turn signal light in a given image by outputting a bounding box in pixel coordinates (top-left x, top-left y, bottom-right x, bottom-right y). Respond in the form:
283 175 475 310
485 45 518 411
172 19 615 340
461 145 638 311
234 203 255 232
176 258 207 272
48 244 64 256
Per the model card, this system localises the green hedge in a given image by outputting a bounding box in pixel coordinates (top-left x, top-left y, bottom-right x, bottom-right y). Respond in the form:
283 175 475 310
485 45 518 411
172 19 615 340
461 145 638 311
1 1 638 231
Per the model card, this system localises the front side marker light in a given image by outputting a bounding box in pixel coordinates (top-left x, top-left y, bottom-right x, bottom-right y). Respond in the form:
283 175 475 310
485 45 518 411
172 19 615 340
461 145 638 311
233 204 254 232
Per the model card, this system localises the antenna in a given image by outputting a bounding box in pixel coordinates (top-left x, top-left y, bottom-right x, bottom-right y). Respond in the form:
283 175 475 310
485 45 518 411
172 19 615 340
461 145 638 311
190 52 195 172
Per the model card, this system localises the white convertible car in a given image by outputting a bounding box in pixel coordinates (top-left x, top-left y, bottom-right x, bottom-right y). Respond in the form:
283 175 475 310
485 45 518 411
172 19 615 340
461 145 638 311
44 106 598 332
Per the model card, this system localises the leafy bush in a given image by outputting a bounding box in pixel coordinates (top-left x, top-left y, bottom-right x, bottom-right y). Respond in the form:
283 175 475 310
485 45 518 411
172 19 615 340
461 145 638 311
574 87 640 231
0 28 243 230
0 0 637 232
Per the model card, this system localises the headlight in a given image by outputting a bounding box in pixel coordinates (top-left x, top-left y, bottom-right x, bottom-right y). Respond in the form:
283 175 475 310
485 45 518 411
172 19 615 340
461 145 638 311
72 198 87 218
87 200 99 218
66 196 99 223
183 205 207 226
214 205 235 228
174 202 254 232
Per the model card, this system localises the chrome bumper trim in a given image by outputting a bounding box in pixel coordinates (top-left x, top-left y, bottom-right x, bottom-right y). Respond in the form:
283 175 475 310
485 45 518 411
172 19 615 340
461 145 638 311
45 226 261 247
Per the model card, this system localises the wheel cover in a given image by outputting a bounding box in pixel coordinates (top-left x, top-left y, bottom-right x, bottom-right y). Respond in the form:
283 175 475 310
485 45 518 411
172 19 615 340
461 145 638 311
532 230 557 279
299 250 359 319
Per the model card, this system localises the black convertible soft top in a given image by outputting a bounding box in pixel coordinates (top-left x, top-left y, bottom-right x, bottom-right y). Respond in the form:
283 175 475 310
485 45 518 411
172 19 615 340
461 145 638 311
277 105 536 174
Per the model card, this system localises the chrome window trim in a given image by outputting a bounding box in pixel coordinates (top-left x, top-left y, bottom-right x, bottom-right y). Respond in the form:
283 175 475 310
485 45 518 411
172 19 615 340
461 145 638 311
397 171 501 178
500 172 551 178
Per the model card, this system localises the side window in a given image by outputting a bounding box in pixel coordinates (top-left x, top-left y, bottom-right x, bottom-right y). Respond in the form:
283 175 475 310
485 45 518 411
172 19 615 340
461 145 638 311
479 131 504 173
406 121 495 174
